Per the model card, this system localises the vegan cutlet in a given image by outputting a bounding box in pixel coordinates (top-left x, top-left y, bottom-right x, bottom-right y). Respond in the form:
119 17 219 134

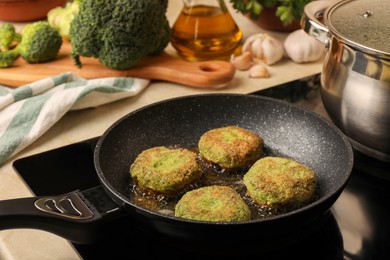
198 125 263 170
130 146 202 195
243 156 317 209
175 185 251 222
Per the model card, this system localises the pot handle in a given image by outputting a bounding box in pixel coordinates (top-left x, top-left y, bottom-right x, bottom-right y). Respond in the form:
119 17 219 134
301 0 333 47
0 185 126 244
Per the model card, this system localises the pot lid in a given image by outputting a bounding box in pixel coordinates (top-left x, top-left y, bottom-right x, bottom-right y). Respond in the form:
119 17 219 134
326 0 390 54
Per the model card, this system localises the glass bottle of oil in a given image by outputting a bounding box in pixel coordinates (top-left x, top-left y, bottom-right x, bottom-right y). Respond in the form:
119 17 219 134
171 0 242 61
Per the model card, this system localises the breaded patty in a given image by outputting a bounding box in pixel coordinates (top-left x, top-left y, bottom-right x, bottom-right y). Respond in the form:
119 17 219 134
243 156 317 209
198 125 263 170
175 185 251 222
130 146 202 194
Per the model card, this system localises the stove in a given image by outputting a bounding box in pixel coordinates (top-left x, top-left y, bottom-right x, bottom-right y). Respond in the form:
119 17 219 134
11 78 390 259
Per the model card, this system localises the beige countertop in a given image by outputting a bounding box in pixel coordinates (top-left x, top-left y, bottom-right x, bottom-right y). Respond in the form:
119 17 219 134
0 2 323 259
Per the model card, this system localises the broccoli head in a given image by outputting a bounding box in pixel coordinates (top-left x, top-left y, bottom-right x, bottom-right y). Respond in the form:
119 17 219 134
18 21 63 63
69 0 171 70
0 23 21 51
47 0 81 40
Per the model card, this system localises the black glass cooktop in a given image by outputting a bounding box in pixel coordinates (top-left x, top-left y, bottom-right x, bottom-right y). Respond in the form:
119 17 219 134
12 129 390 260
12 137 341 259
11 77 390 259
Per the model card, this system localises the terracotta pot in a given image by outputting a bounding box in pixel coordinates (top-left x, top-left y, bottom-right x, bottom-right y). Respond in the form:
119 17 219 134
246 6 301 32
0 0 67 22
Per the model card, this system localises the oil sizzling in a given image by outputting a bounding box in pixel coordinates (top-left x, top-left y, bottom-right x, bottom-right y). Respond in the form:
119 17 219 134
126 147 319 221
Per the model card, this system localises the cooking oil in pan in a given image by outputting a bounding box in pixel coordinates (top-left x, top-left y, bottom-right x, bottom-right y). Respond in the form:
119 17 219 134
171 0 242 61
127 148 319 221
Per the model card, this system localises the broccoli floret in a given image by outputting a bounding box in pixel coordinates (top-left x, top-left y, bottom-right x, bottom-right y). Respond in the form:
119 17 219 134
69 0 171 70
0 23 21 68
0 23 21 51
47 0 81 40
0 21 63 68
18 21 63 63
0 48 20 68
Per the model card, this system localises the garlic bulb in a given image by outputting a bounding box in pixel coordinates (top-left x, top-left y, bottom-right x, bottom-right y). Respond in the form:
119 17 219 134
284 29 325 63
242 33 284 65
230 51 252 71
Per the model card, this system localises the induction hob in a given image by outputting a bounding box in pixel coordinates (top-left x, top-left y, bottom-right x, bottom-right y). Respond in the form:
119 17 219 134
12 128 390 260
11 78 390 259
12 137 343 259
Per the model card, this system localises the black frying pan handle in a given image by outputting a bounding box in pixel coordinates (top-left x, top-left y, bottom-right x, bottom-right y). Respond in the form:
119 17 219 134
0 185 127 244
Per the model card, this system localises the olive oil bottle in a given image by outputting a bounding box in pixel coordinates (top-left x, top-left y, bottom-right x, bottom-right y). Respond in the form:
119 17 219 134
171 0 242 61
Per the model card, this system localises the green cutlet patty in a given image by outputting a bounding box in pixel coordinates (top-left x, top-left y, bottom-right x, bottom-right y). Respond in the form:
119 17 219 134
130 146 202 194
175 185 251 222
198 125 263 169
243 157 317 209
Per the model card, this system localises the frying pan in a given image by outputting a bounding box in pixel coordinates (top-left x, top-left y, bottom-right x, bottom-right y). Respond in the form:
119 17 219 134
0 94 354 254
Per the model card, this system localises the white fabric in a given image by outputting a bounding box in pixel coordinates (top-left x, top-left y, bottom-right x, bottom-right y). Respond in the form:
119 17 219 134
0 72 149 165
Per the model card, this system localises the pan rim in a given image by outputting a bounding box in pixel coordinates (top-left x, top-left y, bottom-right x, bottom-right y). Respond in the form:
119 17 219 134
94 93 354 225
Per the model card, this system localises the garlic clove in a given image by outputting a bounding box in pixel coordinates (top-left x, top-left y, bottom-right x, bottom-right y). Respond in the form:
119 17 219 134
249 38 265 63
242 34 263 53
261 36 284 65
230 51 252 71
249 63 270 78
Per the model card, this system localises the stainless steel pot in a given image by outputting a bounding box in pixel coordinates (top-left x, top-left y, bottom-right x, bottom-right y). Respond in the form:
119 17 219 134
302 0 390 162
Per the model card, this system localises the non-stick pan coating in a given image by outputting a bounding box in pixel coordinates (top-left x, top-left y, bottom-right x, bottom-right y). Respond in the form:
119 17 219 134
94 93 353 251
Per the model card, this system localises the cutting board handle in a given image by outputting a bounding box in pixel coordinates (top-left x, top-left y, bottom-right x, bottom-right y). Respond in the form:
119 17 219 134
131 52 236 88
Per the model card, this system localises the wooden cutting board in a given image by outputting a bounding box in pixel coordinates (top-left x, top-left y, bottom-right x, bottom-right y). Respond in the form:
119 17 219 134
0 41 236 88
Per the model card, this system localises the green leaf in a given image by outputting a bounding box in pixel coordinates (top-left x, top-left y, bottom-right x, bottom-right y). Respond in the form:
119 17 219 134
230 0 313 25
275 5 294 25
251 1 263 15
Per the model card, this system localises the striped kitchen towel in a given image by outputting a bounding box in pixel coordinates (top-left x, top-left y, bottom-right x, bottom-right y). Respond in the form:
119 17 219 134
0 72 149 166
